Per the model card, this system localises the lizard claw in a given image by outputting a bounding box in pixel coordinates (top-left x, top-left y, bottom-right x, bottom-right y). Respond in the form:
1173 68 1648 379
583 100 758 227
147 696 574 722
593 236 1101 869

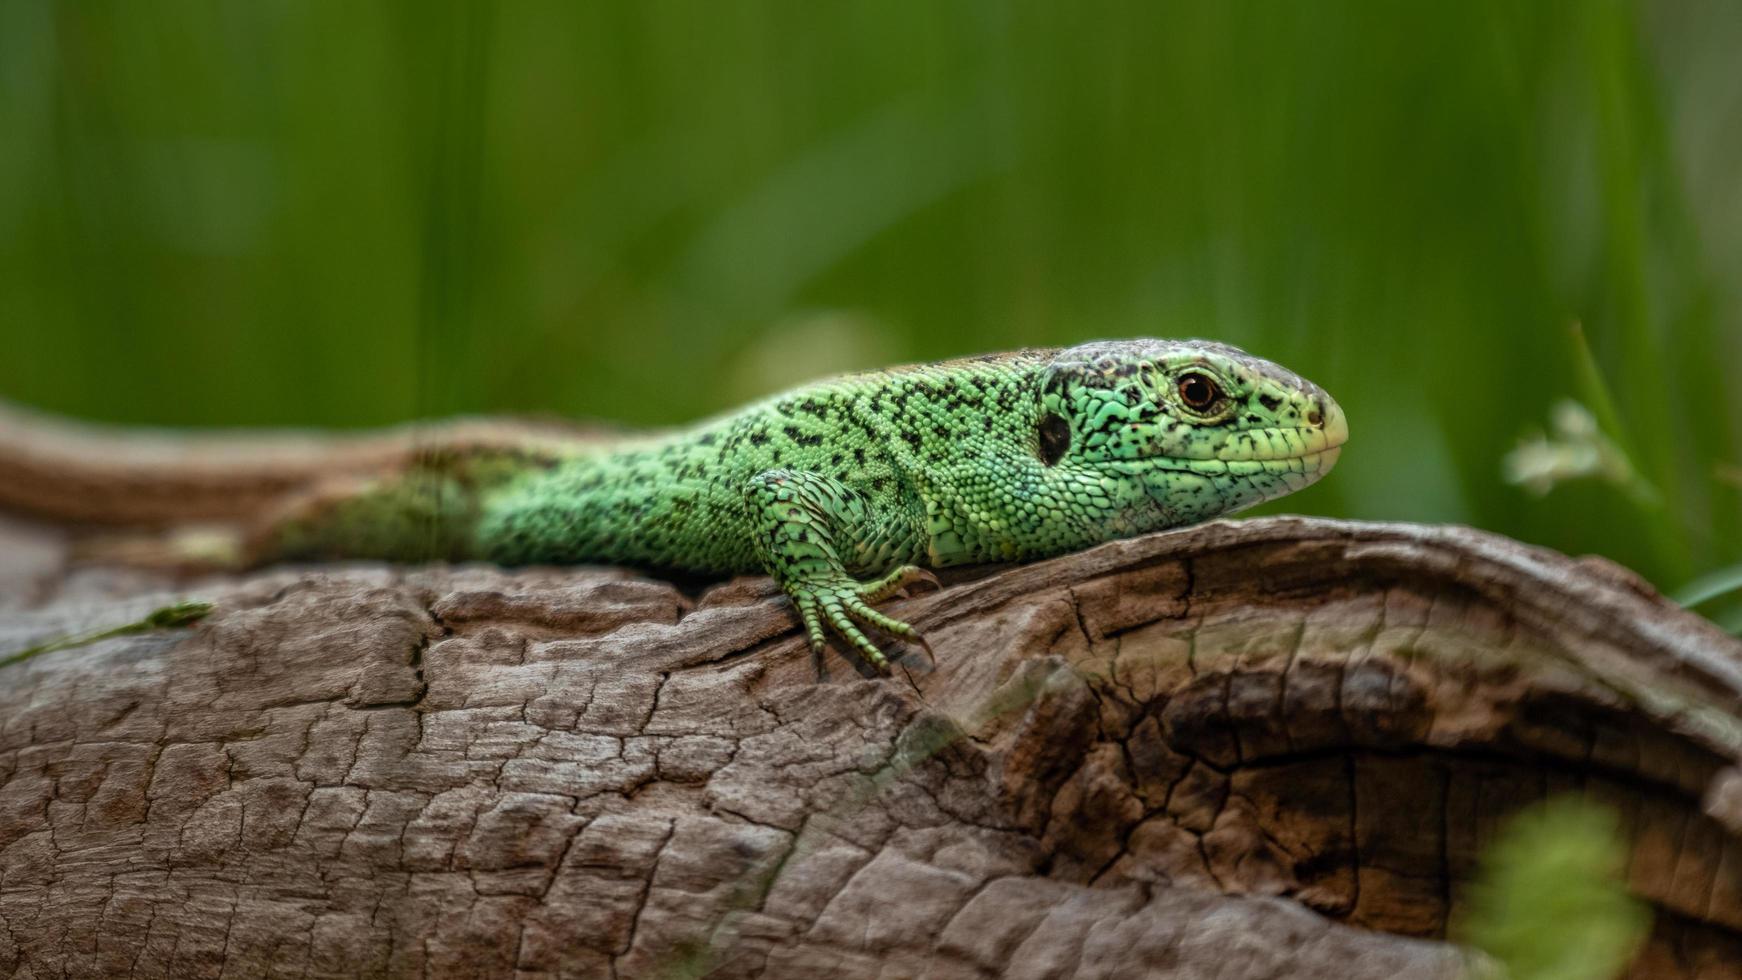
789 567 937 674
856 564 940 604
904 568 942 596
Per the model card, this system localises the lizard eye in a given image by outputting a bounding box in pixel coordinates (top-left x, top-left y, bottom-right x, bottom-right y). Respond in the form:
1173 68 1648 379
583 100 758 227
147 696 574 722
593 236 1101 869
1176 372 1222 412
1037 413 1071 466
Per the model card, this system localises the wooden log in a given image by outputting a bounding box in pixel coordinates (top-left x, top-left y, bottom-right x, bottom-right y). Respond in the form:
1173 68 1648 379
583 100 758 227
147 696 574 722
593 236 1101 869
2 517 1739 978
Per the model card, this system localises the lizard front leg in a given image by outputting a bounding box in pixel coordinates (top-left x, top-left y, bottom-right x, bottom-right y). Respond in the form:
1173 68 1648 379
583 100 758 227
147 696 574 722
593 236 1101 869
744 470 936 672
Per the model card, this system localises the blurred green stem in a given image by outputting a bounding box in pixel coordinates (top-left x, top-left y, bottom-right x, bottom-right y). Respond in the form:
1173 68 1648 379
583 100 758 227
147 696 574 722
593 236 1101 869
1565 321 1687 575
0 600 213 669
1673 565 1742 610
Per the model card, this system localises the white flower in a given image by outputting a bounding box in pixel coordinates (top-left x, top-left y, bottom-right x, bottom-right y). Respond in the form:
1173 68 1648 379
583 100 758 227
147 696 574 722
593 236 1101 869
1503 401 1637 497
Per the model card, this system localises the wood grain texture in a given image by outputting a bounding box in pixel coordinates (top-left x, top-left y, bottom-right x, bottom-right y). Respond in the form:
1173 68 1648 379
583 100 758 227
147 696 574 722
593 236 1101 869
3 517 1740 979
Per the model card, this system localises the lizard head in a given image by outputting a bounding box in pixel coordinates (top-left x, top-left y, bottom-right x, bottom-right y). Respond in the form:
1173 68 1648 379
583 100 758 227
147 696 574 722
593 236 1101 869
1034 339 1347 530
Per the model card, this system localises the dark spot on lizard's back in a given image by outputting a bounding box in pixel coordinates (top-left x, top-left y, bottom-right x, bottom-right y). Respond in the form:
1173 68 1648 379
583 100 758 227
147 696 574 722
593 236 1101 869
932 424 950 439
798 398 827 418
901 431 922 450
748 431 769 446
698 432 718 446
1259 393 1282 411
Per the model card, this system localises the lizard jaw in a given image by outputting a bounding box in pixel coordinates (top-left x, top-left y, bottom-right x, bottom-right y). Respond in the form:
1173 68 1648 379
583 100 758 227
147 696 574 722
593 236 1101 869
1118 413 1346 520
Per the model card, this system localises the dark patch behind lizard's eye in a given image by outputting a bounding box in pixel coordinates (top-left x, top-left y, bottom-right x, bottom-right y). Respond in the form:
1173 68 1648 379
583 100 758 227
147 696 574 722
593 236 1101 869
1037 413 1071 466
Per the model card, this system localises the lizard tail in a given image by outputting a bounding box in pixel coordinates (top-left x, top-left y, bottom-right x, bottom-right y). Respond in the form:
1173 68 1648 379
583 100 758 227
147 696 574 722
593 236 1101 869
0 398 602 528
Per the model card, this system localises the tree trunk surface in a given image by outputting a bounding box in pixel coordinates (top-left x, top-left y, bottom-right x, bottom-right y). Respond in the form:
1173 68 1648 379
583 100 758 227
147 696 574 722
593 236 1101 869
2 516 1741 979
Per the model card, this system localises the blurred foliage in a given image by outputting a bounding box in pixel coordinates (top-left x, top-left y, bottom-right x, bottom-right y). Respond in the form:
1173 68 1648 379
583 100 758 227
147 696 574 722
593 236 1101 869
1 0 1738 605
1455 797 1649 980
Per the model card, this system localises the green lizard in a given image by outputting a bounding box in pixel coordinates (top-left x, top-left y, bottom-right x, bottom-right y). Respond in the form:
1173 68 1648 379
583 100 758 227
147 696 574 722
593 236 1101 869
1 339 1344 670
238 339 1346 670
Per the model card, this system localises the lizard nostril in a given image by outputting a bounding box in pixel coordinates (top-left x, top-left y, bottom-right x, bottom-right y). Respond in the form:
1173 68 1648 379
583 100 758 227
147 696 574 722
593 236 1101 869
1306 406 1324 427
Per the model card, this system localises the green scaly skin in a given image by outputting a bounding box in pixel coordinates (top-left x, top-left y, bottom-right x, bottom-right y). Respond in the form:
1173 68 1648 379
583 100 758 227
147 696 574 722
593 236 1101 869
269 339 1348 671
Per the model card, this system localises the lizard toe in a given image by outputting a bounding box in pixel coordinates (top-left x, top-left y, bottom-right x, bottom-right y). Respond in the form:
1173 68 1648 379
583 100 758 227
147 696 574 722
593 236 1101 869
840 594 932 667
819 596 891 672
795 595 830 657
845 598 922 642
856 564 939 604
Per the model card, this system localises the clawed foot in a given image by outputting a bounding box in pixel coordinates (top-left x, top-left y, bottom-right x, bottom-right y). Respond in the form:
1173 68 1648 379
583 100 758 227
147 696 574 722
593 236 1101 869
790 564 940 672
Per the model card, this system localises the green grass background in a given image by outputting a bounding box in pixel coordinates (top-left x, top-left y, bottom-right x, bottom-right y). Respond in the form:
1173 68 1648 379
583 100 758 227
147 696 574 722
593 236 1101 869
1 1 1738 608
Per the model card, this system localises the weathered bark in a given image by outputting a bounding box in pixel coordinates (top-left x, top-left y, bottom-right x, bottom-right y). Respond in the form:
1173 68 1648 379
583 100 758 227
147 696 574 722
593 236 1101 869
2 516 1740 979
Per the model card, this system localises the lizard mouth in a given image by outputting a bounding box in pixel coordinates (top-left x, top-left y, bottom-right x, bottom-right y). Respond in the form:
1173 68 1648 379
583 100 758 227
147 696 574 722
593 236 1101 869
1200 397 1348 471
1150 444 1341 477
1296 445 1342 473
1112 437 1345 478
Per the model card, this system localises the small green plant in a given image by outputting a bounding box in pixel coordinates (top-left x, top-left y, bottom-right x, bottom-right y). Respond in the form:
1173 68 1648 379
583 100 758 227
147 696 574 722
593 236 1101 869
1505 322 1740 633
1456 797 1649 980
0 599 214 669
1503 400 1655 507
